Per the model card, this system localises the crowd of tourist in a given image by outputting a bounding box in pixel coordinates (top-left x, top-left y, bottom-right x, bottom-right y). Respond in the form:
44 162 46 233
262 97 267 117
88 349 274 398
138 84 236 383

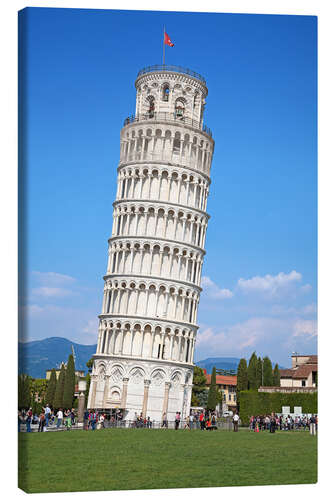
18 404 318 435
249 414 318 434
18 405 77 432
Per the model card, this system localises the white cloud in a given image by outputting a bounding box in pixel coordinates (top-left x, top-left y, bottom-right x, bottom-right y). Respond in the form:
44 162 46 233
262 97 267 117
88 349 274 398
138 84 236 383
237 270 302 295
292 319 317 338
270 302 317 317
301 303 317 315
201 276 233 299
32 271 76 286
82 319 98 335
21 304 44 316
300 284 312 293
20 303 99 344
32 287 74 298
195 315 317 363
196 327 219 346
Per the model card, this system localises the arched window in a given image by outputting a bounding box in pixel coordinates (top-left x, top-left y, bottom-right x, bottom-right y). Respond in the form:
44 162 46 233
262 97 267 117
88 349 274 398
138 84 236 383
146 95 155 118
175 98 186 119
162 84 170 102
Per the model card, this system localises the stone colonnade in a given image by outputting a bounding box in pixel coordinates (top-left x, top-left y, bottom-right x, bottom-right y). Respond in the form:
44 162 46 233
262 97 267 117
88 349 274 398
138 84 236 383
102 279 199 324
116 164 210 211
112 203 208 249
96 320 196 365
106 241 204 286
120 126 213 176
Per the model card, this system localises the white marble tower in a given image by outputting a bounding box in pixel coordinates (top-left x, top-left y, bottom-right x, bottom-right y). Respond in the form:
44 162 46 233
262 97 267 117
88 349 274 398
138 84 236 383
88 65 214 422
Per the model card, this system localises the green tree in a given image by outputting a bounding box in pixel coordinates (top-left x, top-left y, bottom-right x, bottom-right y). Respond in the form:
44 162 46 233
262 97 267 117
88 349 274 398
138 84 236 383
191 366 207 406
18 373 31 409
263 356 273 386
248 352 258 390
236 358 248 392
63 354 76 409
197 389 208 407
53 363 66 409
207 366 218 411
257 356 263 387
45 369 57 408
273 363 280 386
30 378 48 407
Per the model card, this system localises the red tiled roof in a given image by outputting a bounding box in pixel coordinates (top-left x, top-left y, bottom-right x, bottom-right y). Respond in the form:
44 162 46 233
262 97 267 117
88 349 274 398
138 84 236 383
292 364 317 378
280 364 317 379
280 369 294 377
205 374 237 386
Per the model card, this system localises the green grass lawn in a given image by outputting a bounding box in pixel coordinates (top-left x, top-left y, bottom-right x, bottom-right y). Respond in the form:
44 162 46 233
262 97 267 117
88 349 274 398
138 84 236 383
18 428 317 493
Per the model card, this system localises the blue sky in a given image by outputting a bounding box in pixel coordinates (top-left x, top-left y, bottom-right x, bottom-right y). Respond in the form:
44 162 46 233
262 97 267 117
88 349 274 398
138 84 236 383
19 8 317 367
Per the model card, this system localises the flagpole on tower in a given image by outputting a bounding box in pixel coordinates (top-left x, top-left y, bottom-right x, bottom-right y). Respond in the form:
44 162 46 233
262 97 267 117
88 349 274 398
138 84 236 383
163 26 165 65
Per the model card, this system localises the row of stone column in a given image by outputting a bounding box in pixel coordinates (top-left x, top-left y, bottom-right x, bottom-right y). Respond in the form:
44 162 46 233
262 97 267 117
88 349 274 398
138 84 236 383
120 135 212 175
96 327 195 365
107 247 203 286
102 286 199 324
111 211 208 249
116 171 209 212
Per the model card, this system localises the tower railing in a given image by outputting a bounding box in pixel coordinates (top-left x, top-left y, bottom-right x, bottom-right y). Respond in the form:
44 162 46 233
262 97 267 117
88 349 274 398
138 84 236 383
123 112 212 138
137 65 206 85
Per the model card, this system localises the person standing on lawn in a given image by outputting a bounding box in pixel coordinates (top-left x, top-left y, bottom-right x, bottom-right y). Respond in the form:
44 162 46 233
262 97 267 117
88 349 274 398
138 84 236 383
83 409 89 430
233 412 239 432
270 413 276 433
56 408 63 428
199 411 205 430
70 408 75 426
175 411 181 430
309 414 317 435
38 412 46 432
26 408 33 433
161 412 168 428
44 404 51 427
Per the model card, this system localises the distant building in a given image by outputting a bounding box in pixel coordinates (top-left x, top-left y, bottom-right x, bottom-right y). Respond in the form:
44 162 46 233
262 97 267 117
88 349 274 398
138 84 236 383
258 354 317 394
45 363 85 381
204 371 237 411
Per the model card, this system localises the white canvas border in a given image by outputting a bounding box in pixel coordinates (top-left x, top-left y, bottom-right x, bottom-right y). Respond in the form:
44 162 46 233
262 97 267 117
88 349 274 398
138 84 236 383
1 1 331 499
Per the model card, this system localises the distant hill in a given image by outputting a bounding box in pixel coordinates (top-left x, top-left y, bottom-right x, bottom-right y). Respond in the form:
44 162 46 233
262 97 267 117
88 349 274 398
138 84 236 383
18 337 97 379
196 357 241 374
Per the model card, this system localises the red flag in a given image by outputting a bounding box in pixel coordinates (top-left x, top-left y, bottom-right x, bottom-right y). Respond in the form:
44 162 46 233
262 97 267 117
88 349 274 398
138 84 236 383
164 32 174 47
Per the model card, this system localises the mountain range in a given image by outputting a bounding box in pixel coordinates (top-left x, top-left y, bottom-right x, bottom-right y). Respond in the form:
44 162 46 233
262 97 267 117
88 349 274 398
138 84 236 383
18 337 283 379
18 337 97 379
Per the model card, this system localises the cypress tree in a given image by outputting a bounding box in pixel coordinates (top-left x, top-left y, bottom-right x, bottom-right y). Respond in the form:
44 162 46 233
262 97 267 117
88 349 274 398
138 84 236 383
248 352 258 390
45 368 57 408
18 373 31 409
63 354 76 409
191 366 207 406
257 356 263 387
273 363 280 386
207 366 218 411
263 356 273 386
53 363 66 409
237 358 248 392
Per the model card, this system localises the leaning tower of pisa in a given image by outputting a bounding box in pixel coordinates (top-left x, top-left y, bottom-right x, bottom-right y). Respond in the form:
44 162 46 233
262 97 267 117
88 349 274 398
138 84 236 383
87 65 214 422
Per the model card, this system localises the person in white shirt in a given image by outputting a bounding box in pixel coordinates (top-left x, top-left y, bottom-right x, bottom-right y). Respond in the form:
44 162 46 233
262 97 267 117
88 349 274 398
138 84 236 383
56 408 63 428
233 412 240 432
44 404 51 427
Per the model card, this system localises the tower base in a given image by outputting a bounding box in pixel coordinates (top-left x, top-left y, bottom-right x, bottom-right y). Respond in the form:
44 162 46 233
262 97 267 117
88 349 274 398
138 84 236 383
87 356 193 422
